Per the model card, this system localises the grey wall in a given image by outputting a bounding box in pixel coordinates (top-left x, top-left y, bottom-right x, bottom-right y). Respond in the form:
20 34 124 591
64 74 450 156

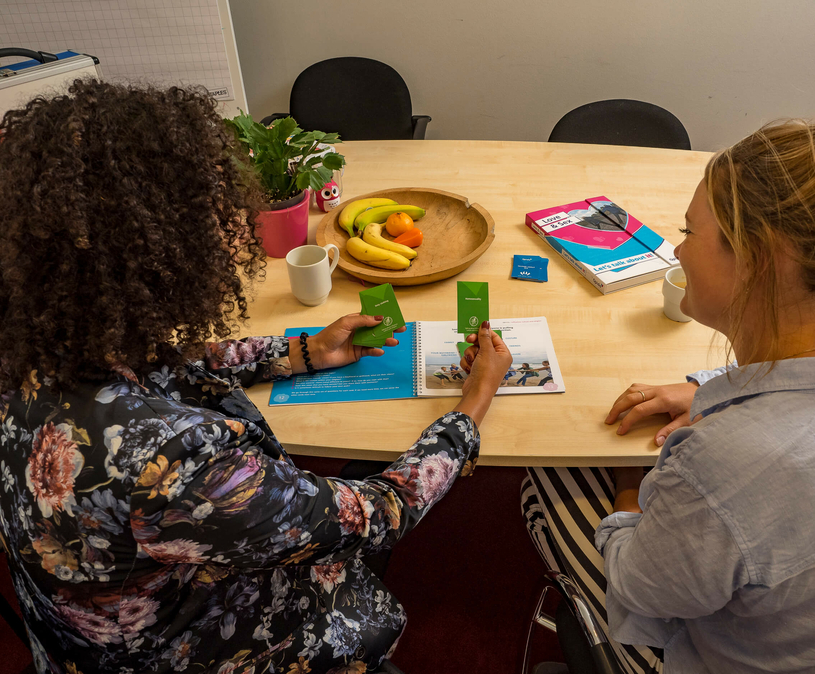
230 0 815 151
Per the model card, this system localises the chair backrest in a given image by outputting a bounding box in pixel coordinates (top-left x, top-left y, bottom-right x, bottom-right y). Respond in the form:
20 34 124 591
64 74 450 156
288 57 415 140
548 99 691 150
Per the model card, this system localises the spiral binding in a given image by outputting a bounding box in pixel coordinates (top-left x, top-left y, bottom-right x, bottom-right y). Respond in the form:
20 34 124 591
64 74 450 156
412 322 421 397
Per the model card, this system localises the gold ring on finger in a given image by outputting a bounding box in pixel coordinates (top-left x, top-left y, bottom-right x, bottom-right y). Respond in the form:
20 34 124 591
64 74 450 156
639 390 646 402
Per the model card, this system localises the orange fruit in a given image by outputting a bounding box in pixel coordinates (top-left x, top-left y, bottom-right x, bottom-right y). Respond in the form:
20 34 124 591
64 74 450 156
385 211 415 237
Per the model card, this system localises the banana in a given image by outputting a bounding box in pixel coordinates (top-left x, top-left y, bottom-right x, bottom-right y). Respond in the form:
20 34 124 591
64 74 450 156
338 198 398 238
346 236 411 270
362 223 418 260
354 204 426 233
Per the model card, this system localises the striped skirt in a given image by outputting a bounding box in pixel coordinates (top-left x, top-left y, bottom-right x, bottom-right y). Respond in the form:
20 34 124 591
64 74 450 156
521 467 663 674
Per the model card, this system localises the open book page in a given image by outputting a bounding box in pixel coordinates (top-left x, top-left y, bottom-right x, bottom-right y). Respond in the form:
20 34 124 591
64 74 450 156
416 317 565 397
269 323 416 405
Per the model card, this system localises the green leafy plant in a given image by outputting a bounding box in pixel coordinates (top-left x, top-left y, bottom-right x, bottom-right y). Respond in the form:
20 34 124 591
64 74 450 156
226 112 346 203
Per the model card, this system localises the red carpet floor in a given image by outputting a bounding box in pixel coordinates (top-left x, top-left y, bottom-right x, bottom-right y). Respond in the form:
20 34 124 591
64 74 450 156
0 557 33 673
1 460 563 674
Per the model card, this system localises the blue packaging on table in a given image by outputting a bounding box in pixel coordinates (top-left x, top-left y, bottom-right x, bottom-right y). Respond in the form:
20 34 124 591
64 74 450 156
512 255 548 282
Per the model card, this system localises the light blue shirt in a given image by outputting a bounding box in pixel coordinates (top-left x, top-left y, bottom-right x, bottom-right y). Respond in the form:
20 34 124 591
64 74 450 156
596 358 815 673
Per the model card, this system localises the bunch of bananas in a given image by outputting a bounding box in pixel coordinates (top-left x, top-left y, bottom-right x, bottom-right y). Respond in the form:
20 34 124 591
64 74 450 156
339 198 426 270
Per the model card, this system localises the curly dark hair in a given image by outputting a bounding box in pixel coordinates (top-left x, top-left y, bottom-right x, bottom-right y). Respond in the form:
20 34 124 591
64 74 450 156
0 79 267 391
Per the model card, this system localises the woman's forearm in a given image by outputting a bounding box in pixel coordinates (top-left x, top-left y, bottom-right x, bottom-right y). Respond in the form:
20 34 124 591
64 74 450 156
453 383 498 428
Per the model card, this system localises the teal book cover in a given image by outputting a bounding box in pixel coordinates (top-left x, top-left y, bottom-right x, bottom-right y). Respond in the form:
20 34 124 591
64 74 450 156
270 323 417 405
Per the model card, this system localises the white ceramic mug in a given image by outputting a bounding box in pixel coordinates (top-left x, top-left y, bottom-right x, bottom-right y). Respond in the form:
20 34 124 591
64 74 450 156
662 267 692 322
285 244 340 306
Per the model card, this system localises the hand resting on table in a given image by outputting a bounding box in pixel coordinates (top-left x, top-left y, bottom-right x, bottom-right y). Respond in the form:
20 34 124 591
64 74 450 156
605 381 702 446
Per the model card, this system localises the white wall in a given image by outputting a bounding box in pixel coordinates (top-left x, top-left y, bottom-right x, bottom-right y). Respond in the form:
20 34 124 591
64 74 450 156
231 0 815 151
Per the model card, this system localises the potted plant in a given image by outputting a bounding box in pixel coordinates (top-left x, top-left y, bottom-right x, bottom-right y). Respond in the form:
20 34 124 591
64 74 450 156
227 112 346 258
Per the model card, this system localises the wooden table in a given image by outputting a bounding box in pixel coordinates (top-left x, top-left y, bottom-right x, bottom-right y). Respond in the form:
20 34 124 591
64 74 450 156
243 140 723 466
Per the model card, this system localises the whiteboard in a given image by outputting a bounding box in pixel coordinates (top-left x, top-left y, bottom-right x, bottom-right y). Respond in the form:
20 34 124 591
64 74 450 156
0 0 248 117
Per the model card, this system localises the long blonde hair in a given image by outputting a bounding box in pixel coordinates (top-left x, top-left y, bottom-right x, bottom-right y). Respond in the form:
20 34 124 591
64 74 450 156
705 119 815 366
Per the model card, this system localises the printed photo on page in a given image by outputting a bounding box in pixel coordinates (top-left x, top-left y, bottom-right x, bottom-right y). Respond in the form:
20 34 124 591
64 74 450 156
415 317 565 397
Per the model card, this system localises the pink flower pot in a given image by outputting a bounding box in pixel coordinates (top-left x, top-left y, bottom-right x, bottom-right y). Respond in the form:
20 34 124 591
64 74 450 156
256 190 310 258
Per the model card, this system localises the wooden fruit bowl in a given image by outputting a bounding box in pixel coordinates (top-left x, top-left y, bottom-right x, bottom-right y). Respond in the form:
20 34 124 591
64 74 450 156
316 187 495 286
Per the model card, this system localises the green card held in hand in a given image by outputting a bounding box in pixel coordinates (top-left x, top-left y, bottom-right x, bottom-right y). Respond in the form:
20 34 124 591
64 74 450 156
353 283 405 347
353 331 392 348
457 281 489 335
456 330 501 359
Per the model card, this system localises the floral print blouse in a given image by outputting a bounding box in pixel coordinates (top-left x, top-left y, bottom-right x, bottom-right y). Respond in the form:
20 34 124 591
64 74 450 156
0 336 480 674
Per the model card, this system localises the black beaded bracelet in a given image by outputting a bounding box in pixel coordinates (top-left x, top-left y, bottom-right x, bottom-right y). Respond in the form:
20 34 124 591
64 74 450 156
299 332 316 375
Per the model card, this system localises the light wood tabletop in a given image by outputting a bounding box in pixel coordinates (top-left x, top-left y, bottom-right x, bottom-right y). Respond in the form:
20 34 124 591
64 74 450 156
241 140 725 467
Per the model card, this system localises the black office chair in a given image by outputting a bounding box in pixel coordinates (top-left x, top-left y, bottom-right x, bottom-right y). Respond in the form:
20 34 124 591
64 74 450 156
523 571 624 674
548 99 691 150
260 57 431 140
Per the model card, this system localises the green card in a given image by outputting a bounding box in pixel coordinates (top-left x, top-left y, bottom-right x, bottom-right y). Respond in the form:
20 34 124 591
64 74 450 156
353 331 392 348
457 281 489 335
456 330 501 359
353 283 405 347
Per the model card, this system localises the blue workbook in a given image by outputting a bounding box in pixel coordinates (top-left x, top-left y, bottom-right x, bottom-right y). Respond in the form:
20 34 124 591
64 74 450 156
268 318 565 406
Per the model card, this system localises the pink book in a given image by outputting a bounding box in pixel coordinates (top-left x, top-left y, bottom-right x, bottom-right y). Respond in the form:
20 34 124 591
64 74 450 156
525 197 678 294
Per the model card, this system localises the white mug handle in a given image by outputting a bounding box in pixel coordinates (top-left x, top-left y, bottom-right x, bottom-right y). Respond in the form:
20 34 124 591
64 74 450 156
324 244 340 273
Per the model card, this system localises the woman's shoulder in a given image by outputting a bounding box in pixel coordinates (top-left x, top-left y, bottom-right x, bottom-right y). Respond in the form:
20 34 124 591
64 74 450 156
2 368 229 453
677 390 815 581
665 389 815 527
672 388 815 469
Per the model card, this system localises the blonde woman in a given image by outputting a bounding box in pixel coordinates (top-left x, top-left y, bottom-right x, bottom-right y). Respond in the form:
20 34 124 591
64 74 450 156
518 121 815 673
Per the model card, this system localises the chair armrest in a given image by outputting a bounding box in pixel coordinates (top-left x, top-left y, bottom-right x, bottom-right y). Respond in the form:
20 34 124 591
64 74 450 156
546 570 606 646
411 115 432 140
259 113 289 127
589 644 624 674
546 571 624 674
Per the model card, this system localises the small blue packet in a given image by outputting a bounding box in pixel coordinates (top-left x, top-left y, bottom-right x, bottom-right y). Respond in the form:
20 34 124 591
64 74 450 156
512 255 548 282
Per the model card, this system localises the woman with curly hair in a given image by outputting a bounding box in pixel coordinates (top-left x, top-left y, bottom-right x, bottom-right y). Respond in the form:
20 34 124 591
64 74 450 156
0 80 511 674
